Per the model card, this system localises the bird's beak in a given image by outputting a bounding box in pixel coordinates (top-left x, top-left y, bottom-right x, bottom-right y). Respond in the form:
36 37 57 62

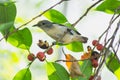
32 24 38 27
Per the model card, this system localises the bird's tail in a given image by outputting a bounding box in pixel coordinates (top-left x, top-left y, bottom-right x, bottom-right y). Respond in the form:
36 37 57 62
74 36 88 43
80 36 88 43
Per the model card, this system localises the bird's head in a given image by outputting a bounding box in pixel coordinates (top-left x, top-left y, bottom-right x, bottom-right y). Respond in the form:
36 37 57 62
33 20 53 29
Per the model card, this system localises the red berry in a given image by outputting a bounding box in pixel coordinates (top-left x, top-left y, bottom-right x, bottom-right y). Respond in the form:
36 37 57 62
47 48 53 55
89 75 94 80
92 40 99 46
91 59 98 68
37 52 46 61
27 53 35 61
97 44 104 51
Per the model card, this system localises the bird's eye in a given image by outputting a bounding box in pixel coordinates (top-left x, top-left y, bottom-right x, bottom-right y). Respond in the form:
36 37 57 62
42 22 45 25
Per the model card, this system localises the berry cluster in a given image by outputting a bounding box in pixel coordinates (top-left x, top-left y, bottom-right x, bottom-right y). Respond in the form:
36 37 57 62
88 40 104 80
27 40 54 62
90 40 104 68
80 47 100 80
90 51 100 68
92 40 104 51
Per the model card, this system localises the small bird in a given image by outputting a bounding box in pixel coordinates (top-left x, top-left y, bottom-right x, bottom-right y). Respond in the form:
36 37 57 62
33 20 88 44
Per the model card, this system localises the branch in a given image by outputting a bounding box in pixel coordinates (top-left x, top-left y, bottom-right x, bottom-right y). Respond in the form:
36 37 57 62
112 46 120 63
55 53 102 62
43 42 55 53
115 37 120 54
0 0 67 42
72 0 103 27
99 9 120 41
17 0 67 30
55 59 85 62
94 19 120 80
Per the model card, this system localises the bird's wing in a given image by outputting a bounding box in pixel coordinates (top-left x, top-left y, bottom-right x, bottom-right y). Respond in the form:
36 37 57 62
67 28 81 35
52 23 81 35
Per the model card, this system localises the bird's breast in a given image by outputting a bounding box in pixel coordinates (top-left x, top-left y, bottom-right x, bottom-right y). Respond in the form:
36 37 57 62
44 25 67 41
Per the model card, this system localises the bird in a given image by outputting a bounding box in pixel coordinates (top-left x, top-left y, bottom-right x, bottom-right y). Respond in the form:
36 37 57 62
33 20 88 44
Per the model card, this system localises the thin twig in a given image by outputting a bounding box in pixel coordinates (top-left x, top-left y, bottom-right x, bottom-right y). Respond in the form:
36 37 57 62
17 0 65 30
55 54 102 62
99 14 120 41
104 13 117 42
55 59 85 62
112 46 120 63
99 6 120 41
94 19 120 80
115 37 120 54
43 42 55 53
0 0 66 42
72 0 103 27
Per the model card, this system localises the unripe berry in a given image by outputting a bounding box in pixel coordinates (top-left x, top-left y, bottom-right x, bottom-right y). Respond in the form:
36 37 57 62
27 53 35 61
91 59 98 68
47 48 53 55
92 40 99 46
37 52 46 61
97 44 104 51
37 40 49 49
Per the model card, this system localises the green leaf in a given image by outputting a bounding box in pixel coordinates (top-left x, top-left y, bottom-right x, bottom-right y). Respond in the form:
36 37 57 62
96 0 120 14
66 41 84 52
46 62 69 80
13 68 31 80
63 22 77 31
75 60 92 80
7 28 32 49
106 53 120 80
0 1 16 35
43 9 68 23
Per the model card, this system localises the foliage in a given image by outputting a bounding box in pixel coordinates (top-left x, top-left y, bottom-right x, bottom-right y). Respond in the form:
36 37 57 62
0 1 16 35
0 0 120 80
0 1 32 50
96 0 120 14
78 60 92 80
106 53 120 80
7 28 32 49
43 9 68 23
13 68 31 80
46 62 69 80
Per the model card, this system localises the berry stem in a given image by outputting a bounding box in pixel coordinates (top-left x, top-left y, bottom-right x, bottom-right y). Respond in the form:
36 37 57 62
44 42 55 53
27 59 36 68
